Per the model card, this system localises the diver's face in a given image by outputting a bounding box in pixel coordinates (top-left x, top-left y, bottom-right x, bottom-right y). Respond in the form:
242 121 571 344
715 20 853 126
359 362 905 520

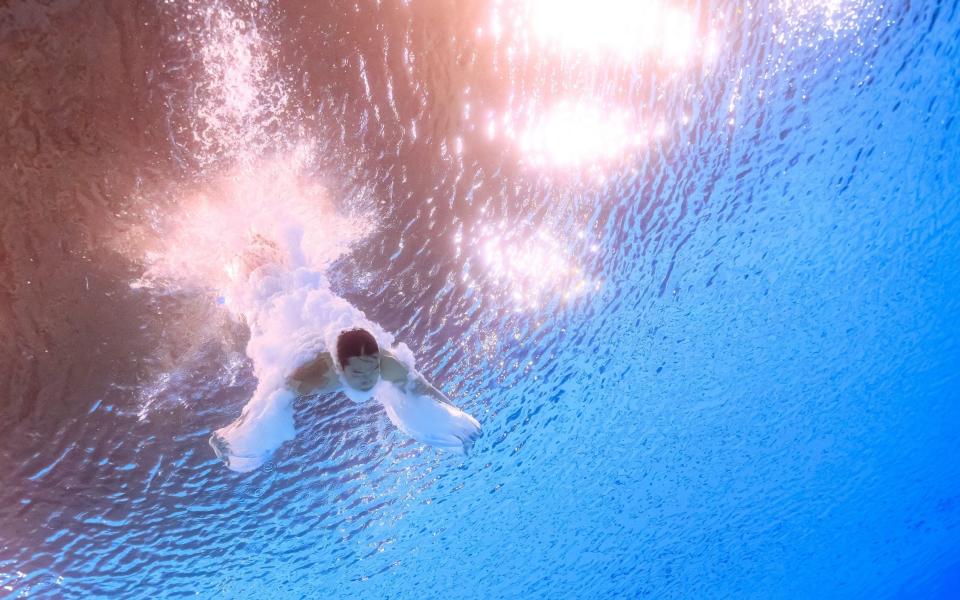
343 354 380 391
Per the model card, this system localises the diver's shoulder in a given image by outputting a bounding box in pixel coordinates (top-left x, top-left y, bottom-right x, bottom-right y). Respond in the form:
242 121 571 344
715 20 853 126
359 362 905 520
290 351 333 375
288 351 339 393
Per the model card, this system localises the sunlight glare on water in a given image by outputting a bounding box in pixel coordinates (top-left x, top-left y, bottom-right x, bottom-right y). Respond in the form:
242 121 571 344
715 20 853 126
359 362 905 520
475 222 598 310
2 0 959 597
495 0 703 64
517 101 642 168
481 0 718 169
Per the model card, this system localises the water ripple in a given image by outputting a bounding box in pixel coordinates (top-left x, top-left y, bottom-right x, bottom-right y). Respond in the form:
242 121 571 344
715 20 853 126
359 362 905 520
2 0 959 598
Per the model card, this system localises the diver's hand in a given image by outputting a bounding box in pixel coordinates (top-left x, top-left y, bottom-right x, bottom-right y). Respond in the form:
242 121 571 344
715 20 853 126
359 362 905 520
208 431 231 466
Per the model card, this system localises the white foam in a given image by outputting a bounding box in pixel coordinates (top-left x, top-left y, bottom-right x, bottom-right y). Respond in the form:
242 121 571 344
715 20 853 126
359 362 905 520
140 150 366 296
213 260 415 472
131 155 480 469
212 255 484 470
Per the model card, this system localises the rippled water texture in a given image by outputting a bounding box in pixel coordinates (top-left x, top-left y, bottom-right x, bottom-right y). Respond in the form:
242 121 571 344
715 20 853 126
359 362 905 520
2 0 959 597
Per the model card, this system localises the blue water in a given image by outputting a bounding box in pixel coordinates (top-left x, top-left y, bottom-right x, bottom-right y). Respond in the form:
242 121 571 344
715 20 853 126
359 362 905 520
3 0 959 598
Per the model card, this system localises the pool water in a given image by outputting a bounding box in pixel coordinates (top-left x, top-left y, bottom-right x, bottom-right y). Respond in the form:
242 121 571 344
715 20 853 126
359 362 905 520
1 0 959 598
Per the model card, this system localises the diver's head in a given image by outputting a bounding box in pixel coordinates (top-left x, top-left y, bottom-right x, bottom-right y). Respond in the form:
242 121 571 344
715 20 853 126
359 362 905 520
336 328 380 392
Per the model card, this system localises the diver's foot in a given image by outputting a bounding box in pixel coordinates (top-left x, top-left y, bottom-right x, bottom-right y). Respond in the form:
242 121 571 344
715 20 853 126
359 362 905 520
240 235 284 276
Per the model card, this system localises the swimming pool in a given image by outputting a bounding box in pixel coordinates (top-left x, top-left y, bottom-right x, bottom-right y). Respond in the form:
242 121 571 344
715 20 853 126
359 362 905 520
2 0 958 598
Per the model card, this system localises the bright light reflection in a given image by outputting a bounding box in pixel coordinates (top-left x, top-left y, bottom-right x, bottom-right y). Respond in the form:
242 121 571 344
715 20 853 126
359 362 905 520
780 0 883 37
520 0 699 64
473 224 598 310
517 101 643 168
480 1 713 168
782 0 847 25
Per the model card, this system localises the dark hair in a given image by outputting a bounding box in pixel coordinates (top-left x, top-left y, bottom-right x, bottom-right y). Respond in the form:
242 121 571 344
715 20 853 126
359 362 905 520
336 328 379 368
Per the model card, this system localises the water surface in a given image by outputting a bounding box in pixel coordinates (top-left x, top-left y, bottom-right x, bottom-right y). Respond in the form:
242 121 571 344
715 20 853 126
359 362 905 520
1 0 959 598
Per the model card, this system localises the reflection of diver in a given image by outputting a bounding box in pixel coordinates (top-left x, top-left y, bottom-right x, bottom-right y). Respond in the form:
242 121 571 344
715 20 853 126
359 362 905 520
210 329 483 472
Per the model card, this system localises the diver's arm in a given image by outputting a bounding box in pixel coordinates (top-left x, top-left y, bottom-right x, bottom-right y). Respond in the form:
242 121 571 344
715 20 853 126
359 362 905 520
285 352 340 395
411 375 455 406
380 350 455 406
